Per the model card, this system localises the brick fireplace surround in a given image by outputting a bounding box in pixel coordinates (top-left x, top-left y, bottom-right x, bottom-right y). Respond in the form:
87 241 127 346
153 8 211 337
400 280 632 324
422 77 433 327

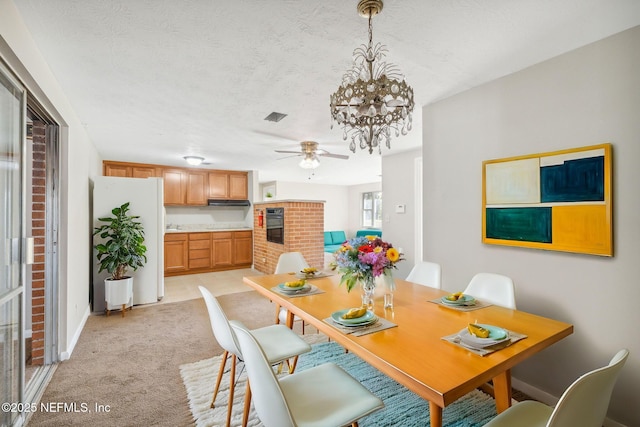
253 200 324 274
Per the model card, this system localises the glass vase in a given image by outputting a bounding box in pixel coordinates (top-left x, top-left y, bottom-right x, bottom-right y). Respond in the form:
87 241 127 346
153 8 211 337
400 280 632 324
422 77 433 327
382 271 396 309
360 277 376 310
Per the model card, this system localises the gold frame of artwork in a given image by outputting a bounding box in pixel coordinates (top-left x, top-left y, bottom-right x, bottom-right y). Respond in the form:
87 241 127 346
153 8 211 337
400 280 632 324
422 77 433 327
482 143 612 256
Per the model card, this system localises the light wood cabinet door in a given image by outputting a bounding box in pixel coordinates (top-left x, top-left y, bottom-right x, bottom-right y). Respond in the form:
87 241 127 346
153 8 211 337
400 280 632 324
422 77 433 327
233 231 253 265
228 172 248 200
104 163 131 177
164 233 188 274
212 232 233 267
186 172 207 205
163 169 185 205
208 172 229 199
132 166 157 178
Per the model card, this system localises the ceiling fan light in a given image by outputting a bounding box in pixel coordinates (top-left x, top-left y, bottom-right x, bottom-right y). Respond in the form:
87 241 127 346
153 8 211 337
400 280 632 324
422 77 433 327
184 156 204 166
299 156 320 169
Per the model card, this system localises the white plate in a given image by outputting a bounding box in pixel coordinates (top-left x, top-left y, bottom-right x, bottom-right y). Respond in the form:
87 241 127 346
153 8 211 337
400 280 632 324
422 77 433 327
459 324 509 348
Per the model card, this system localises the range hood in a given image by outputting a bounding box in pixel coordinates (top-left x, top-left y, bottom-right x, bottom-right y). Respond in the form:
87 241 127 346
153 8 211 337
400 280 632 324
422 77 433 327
207 199 251 207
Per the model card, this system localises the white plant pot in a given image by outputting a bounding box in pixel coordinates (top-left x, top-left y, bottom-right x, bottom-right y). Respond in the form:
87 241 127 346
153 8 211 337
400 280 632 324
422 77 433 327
105 277 133 314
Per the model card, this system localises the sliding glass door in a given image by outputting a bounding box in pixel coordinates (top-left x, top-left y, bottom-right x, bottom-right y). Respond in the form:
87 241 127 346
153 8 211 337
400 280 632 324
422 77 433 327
0 61 27 427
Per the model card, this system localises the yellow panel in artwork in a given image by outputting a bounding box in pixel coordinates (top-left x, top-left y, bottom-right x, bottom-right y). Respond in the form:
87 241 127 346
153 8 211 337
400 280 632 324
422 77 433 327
552 205 611 255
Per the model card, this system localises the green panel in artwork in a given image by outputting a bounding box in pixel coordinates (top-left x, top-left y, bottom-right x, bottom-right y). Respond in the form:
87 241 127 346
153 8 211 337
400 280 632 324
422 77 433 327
486 207 552 243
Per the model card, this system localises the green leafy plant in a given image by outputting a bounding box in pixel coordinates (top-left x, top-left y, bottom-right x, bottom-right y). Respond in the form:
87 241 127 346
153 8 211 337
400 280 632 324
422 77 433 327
93 202 147 280
265 192 273 198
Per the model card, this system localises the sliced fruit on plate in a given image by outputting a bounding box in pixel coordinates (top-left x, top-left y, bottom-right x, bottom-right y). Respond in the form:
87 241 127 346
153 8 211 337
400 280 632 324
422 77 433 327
342 306 367 319
284 279 306 288
445 291 464 301
467 323 490 338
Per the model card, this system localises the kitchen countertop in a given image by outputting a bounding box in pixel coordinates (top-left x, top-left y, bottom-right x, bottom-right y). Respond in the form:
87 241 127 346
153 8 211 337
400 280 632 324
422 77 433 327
165 227 253 234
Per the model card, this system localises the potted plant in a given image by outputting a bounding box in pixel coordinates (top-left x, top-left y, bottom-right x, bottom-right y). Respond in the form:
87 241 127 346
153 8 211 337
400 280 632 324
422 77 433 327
93 202 147 316
265 191 274 200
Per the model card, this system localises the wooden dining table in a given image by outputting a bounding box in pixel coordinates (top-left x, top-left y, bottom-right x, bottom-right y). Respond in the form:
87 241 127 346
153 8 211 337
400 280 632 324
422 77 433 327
243 273 573 427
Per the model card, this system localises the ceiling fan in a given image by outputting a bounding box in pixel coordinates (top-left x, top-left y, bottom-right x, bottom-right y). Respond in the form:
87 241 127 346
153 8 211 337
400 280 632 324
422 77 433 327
275 141 349 169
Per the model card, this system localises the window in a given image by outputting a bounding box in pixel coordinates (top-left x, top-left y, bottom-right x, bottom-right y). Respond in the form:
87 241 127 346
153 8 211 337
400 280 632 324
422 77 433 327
362 191 382 228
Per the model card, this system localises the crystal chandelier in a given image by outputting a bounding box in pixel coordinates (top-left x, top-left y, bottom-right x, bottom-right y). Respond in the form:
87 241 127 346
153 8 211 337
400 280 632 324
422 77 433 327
330 0 414 154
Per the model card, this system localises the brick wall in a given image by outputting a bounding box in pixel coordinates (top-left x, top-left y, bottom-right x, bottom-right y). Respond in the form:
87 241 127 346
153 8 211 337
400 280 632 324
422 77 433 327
253 201 324 274
30 121 47 365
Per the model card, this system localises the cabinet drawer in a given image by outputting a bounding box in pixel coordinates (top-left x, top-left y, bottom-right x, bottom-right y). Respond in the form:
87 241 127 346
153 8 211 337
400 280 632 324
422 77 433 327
189 249 210 260
189 258 211 269
189 239 211 250
234 230 253 239
165 233 188 241
212 232 233 239
189 232 211 241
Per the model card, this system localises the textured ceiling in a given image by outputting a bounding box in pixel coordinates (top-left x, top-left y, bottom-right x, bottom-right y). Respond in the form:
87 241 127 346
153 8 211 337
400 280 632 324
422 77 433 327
13 0 640 185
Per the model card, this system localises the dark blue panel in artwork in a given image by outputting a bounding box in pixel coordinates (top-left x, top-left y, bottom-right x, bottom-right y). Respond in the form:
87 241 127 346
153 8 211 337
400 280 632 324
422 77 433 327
486 207 552 243
540 156 604 202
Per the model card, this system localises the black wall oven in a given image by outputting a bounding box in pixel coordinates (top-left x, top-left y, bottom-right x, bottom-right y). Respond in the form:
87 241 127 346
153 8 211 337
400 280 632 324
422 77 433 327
266 207 284 244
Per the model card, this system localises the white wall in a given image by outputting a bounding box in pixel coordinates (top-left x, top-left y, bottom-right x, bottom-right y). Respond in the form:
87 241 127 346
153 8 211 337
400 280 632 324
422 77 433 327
347 182 381 237
381 148 422 279
1 0 102 359
260 180 350 232
423 26 640 426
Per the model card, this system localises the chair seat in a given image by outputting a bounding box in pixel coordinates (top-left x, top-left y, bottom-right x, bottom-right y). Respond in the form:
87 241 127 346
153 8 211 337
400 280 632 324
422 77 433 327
483 401 553 427
245 322 311 363
279 362 384 427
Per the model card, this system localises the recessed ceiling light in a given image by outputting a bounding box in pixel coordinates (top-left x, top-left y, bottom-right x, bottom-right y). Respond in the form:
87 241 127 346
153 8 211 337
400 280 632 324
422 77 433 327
264 112 287 122
183 156 204 166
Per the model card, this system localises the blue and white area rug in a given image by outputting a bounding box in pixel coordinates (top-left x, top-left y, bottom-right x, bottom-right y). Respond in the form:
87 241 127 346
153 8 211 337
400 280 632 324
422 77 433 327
180 337 497 427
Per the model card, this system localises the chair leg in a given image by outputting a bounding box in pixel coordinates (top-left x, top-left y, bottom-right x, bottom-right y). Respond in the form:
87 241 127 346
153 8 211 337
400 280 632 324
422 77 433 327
288 355 300 374
242 379 251 427
352 422 359 427
226 354 237 427
211 350 229 408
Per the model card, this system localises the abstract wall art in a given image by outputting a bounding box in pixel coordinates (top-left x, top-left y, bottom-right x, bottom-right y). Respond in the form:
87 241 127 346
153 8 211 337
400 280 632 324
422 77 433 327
482 143 612 256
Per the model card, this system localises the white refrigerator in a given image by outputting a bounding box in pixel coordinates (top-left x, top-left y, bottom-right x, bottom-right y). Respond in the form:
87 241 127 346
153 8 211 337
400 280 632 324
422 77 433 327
92 176 164 312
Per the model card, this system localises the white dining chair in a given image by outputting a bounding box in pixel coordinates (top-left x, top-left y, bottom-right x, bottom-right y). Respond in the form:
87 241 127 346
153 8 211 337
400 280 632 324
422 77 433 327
231 321 384 427
274 252 309 333
463 272 516 309
198 286 311 427
405 261 442 289
483 349 629 427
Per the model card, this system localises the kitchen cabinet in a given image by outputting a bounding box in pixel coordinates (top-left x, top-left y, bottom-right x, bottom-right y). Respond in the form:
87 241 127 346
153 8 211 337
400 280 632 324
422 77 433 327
103 160 248 205
164 230 252 276
162 169 186 205
188 233 212 269
212 232 234 267
185 171 207 205
164 233 188 274
103 161 157 178
233 230 253 266
208 171 248 200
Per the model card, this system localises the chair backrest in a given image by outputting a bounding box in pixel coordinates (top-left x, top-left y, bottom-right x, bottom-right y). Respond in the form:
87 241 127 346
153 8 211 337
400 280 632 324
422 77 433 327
231 321 295 427
463 273 516 309
198 286 242 358
406 261 442 289
548 349 629 427
275 252 309 274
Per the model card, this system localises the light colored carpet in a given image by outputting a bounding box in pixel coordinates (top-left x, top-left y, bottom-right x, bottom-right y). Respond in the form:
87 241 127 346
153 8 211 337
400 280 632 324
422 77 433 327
181 341 498 427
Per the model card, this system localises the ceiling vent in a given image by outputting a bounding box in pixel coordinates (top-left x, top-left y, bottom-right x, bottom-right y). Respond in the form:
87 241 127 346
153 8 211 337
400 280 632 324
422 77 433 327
264 112 287 122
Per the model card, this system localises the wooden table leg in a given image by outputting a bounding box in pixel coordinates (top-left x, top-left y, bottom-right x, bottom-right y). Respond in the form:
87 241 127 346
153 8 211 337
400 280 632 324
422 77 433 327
429 401 443 427
492 369 513 413
286 310 294 329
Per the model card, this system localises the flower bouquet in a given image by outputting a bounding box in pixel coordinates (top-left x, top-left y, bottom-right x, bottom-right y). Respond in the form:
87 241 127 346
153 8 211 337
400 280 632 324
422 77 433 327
331 236 403 293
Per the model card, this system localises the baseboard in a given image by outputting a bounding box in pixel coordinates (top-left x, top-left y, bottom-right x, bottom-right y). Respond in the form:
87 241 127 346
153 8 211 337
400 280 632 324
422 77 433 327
512 377 627 427
59 304 90 361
